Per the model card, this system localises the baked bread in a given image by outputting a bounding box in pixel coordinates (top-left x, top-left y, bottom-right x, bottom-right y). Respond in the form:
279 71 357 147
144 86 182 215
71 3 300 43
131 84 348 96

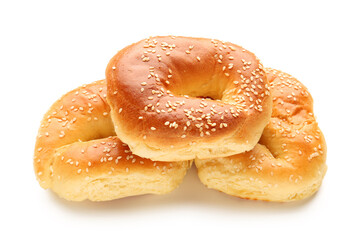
106 36 272 162
195 68 327 202
33 80 192 201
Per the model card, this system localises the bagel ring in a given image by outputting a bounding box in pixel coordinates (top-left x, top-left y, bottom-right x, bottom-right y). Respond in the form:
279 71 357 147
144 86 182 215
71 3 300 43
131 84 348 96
195 68 327 202
33 80 191 201
106 36 272 161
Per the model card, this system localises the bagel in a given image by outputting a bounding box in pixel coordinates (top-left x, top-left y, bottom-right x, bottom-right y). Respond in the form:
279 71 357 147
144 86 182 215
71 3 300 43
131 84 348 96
195 68 327 202
33 80 191 201
106 36 272 162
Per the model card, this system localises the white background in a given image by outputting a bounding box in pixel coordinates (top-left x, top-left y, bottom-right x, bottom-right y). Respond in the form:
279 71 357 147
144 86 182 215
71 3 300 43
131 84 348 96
1 0 359 239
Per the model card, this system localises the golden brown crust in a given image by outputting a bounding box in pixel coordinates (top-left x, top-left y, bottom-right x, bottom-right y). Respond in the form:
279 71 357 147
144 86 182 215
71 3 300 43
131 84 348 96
34 81 191 201
195 68 327 202
106 36 272 161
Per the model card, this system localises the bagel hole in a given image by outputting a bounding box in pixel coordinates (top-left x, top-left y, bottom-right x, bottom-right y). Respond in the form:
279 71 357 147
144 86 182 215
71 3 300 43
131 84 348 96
196 96 215 100
173 89 223 101
168 76 227 101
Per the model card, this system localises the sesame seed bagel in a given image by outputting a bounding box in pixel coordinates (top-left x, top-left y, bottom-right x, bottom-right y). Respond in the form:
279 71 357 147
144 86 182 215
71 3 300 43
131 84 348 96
33 80 191 201
195 68 327 202
106 36 272 162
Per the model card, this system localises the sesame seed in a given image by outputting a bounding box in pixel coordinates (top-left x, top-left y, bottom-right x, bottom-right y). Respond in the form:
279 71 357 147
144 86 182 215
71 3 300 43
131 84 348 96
59 131 65 138
142 57 150 62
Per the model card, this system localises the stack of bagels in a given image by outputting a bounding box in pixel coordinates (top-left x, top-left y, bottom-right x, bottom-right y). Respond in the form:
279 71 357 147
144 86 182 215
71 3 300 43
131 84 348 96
34 36 327 202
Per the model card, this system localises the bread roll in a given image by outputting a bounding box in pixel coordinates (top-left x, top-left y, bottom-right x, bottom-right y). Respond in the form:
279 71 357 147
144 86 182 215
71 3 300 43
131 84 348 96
34 80 191 201
195 68 327 202
106 36 272 162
